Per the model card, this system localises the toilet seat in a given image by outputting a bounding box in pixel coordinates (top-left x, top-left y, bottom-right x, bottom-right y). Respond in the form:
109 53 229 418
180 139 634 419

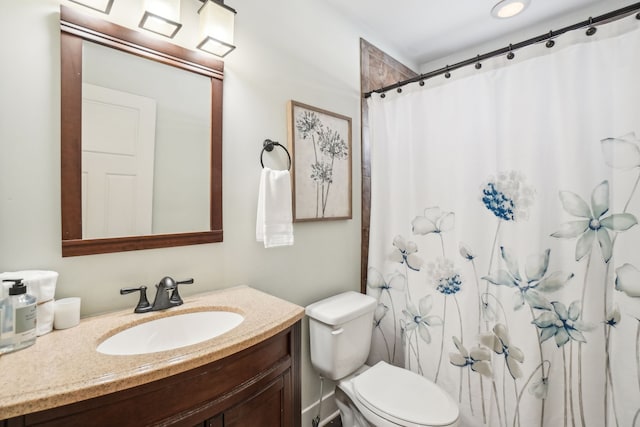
352 362 459 427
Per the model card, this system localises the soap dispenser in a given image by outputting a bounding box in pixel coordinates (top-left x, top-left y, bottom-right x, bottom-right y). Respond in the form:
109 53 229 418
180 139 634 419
0 279 37 354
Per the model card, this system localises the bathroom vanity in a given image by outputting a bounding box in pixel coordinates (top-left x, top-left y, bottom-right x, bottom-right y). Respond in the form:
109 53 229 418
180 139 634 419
0 286 304 426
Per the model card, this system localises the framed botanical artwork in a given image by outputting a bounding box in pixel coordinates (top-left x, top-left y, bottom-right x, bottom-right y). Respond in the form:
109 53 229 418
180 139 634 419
287 100 352 222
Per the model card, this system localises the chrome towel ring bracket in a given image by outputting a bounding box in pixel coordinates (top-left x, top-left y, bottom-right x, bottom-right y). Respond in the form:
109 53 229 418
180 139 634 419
260 139 292 171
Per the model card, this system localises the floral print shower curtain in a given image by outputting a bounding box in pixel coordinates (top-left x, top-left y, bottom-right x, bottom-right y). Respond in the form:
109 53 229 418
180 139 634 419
366 15 640 427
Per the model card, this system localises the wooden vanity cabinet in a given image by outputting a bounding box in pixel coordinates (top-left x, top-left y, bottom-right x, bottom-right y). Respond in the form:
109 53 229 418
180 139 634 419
3 322 301 427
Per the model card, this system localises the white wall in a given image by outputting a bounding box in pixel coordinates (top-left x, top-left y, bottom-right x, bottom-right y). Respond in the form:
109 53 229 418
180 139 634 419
0 0 404 416
419 0 635 73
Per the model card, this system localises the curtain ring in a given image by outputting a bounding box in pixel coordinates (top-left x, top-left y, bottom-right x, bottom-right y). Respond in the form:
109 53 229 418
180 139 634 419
380 92 386 98
444 65 451 79
397 84 403 93
419 79 425 86
545 31 555 48
507 44 515 60
474 55 482 70
586 17 597 36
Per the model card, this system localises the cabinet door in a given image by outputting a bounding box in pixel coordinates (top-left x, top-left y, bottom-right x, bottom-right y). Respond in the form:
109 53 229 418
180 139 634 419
224 376 285 427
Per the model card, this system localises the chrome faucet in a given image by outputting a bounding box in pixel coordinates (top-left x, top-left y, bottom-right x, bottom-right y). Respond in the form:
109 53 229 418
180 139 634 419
121 276 194 313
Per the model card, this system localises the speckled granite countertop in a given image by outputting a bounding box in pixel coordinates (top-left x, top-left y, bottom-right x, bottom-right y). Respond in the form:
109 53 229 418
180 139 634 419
0 285 304 419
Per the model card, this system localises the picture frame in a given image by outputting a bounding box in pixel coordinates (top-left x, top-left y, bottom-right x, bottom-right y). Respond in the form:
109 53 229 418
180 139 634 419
287 100 352 222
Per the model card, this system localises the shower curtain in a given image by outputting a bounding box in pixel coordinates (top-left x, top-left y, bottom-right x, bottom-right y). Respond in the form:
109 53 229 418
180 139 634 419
366 14 640 427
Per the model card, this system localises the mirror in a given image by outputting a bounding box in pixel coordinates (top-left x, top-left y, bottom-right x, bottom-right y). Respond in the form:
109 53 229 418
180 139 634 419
60 6 223 256
81 41 211 238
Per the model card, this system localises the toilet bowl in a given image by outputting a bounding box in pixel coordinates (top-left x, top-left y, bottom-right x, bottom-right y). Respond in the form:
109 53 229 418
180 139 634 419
306 291 460 427
335 362 459 427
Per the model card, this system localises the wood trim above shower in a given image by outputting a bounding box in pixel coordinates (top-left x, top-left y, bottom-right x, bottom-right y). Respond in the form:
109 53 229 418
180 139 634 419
359 39 417 293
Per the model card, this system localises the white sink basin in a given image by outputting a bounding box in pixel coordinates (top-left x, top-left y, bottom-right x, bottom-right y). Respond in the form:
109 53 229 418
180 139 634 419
96 311 244 356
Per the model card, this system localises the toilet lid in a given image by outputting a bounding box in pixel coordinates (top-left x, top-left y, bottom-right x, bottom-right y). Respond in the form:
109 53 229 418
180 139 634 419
353 362 459 426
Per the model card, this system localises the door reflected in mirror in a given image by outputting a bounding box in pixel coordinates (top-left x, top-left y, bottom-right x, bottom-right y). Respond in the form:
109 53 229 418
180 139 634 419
81 41 211 239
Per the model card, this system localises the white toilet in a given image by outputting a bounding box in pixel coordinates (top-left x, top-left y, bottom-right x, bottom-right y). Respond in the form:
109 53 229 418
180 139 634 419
306 291 459 427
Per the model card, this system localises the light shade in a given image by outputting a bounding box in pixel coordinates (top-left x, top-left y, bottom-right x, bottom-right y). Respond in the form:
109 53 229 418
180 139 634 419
197 0 236 58
69 0 114 14
491 0 531 19
139 0 182 38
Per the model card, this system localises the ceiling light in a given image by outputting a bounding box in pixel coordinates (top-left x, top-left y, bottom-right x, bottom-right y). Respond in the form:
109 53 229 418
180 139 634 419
197 0 236 58
491 0 530 19
139 0 183 38
68 0 114 14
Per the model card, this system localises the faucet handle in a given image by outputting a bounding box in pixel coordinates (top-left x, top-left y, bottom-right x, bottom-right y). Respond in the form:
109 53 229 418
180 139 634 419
169 278 194 306
120 286 152 313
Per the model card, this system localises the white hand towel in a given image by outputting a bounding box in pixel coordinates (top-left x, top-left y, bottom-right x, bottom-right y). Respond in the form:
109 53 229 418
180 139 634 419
256 167 294 248
37 301 55 336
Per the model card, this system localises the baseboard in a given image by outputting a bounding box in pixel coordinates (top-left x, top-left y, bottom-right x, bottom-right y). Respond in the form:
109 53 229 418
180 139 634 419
301 389 339 427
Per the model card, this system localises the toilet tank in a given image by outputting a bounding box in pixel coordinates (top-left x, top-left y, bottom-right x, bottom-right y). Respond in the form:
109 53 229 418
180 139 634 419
306 291 377 380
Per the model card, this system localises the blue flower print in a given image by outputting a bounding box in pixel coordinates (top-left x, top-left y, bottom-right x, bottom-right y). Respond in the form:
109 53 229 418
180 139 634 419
482 182 515 221
373 303 389 328
605 305 621 327
532 301 593 347
399 318 408 348
428 258 462 295
480 293 500 322
373 303 393 361
458 242 475 261
389 235 424 271
438 275 462 295
615 263 640 298
367 268 406 295
529 377 549 400
551 180 637 263
367 268 405 363
449 337 493 377
481 171 534 222
402 295 442 343
601 132 640 170
412 207 455 235
483 247 573 311
480 323 524 379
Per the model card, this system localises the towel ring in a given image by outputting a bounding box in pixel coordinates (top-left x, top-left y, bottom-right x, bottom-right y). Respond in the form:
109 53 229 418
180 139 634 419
260 139 291 171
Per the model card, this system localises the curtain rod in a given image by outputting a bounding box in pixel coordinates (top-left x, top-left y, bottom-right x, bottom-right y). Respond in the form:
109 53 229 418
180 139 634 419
364 2 640 98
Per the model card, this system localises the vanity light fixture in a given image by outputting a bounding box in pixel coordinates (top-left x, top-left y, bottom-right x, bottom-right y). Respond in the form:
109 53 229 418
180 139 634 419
491 0 531 19
197 0 237 58
68 0 114 14
139 0 183 38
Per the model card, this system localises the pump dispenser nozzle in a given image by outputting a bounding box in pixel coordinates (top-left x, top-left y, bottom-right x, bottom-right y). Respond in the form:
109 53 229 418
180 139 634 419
3 279 26 296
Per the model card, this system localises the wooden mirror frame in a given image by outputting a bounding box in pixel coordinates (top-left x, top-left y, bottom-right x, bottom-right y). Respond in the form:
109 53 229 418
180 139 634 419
60 6 224 257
